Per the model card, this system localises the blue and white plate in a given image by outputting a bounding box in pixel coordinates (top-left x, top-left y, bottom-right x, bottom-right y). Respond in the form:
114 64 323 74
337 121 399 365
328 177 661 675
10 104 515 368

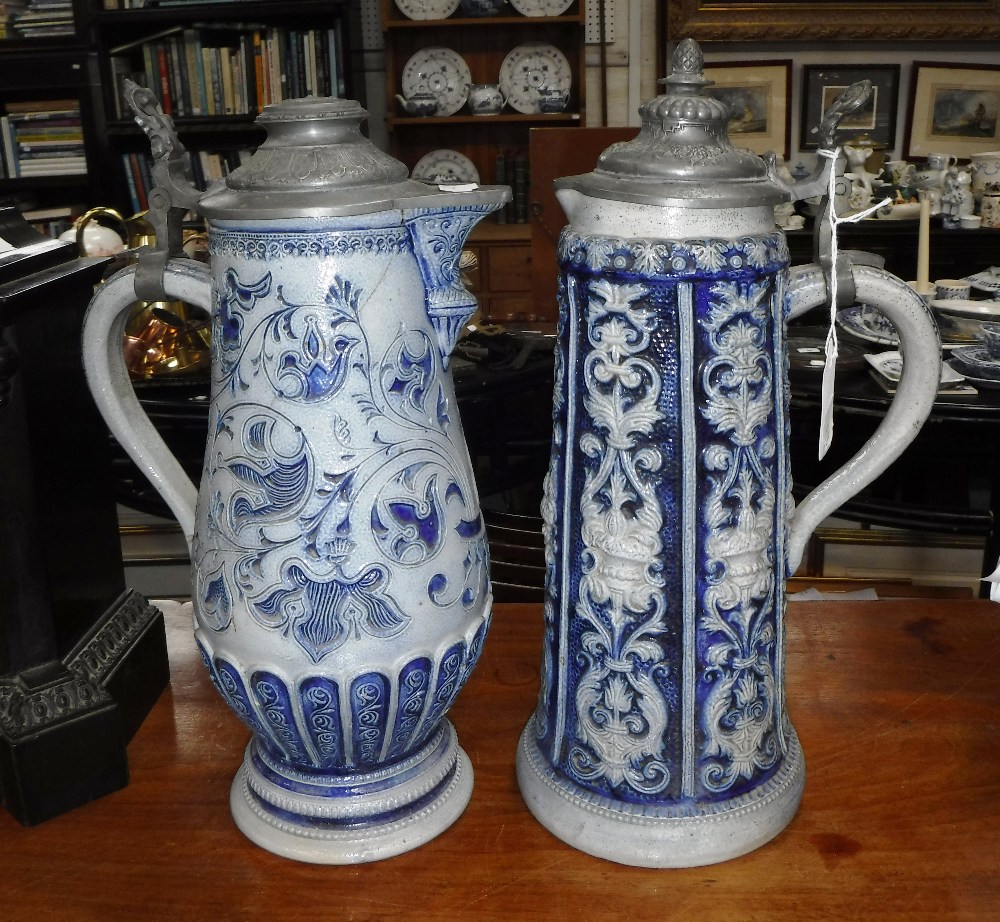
836 304 898 347
950 345 1000 381
401 47 471 117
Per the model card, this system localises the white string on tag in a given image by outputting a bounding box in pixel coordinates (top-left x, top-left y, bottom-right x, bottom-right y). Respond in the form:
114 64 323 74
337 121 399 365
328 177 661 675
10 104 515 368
814 147 892 460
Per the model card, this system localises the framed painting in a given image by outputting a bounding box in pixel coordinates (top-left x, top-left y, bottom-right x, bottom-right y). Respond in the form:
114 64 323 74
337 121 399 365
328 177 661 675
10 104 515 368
905 62 1000 160
800 64 900 151
703 60 792 160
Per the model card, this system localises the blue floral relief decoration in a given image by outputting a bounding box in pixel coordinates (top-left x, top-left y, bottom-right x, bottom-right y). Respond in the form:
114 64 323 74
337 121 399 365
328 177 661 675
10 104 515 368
254 563 409 664
197 265 486 663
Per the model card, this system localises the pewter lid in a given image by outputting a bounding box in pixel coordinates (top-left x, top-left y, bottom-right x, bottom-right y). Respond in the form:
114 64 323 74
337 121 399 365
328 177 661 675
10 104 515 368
556 39 788 208
198 96 480 218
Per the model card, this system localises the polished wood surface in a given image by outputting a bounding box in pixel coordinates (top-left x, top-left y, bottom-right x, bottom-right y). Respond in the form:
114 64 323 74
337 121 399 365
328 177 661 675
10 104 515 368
2 599 997 920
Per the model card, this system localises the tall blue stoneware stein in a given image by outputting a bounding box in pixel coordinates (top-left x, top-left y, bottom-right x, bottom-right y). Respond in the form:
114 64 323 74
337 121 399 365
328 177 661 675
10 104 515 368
515 39 943 867
82 87 508 863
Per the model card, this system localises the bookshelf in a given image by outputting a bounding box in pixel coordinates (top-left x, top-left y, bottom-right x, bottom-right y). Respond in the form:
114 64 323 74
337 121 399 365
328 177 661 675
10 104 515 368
0 0 100 234
87 0 364 217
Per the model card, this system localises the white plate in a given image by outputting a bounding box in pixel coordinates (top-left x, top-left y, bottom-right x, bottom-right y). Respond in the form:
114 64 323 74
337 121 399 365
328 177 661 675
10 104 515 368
394 0 461 20
509 0 573 14
401 47 471 117
930 298 1000 319
499 42 572 115
865 351 966 385
412 149 480 184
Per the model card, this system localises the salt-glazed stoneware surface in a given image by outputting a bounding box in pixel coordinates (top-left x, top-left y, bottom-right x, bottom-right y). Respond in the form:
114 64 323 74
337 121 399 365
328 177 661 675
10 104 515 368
515 39 943 868
82 89 509 863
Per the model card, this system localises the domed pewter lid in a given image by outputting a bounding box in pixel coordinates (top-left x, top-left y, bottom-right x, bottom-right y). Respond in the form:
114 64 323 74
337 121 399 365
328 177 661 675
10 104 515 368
199 96 477 219
556 39 789 209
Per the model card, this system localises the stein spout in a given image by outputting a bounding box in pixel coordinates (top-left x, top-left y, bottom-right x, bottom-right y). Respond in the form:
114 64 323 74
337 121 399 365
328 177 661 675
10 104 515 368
404 192 509 365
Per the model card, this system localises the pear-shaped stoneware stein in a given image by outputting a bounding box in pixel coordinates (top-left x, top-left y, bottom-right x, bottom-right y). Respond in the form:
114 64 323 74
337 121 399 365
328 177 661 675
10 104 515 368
515 39 942 867
82 86 509 863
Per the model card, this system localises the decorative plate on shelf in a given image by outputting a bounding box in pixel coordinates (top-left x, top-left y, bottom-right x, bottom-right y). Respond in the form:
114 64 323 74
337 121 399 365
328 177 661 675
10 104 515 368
498 42 572 114
394 0 461 20
401 47 471 117
508 0 573 15
412 149 480 184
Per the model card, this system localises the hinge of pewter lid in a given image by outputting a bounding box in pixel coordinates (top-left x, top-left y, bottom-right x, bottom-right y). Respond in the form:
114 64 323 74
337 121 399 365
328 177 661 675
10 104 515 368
769 80 874 308
122 79 203 303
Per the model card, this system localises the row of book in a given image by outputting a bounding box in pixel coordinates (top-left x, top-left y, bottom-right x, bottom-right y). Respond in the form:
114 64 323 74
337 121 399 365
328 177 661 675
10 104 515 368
0 2 26 39
121 147 251 215
494 152 530 225
109 23 348 121
104 1 244 7
10 0 74 38
1 99 86 180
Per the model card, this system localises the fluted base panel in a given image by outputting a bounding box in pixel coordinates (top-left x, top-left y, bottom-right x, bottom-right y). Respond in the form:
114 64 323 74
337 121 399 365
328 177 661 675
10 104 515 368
516 718 805 868
230 720 472 864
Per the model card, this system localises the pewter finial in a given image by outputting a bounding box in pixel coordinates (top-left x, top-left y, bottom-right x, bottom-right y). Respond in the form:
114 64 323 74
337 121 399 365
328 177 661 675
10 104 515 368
665 38 712 90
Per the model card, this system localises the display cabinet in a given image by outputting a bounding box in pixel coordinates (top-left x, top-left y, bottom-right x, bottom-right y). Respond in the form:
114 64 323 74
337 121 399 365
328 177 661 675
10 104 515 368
381 0 585 323
382 0 585 187
85 0 364 216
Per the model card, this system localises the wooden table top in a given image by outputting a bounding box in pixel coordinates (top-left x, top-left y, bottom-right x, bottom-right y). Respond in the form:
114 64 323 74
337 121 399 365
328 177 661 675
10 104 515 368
2 599 998 921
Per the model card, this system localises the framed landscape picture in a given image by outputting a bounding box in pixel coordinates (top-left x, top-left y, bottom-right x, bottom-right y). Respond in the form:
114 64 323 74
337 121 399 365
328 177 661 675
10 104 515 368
800 64 900 151
905 62 1000 160
703 60 792 160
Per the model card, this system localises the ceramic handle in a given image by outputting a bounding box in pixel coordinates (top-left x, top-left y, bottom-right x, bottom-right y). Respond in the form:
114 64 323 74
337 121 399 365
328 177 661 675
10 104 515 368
82 259 211 549
784 264 942 574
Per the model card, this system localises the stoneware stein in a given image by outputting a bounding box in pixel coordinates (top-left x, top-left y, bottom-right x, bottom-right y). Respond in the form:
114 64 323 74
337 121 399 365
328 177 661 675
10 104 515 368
82 86 509 863
515 39 942 868
468 83 506 116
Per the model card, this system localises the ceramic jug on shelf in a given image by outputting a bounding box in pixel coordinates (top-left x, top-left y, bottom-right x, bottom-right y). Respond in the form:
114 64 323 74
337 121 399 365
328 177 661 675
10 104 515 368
82 84 509 864
515 39 942 868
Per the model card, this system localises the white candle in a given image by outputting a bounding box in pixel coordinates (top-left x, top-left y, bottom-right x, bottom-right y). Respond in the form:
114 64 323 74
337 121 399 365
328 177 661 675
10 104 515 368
917 192 931 290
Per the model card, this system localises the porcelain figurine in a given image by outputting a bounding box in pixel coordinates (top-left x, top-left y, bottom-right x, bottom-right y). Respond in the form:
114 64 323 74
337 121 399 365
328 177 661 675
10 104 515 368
82 86 509 863
515 39 942 868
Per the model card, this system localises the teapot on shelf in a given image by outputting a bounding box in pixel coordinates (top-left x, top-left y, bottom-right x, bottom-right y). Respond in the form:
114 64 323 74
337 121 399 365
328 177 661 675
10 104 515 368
394 91 439 116
82 84 509 863
515 38 942 868
468 83 506 116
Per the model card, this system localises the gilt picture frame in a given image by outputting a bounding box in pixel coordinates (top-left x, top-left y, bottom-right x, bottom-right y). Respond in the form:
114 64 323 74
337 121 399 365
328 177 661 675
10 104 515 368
666 0 1000 44
905 62 1000 160
703 60 792 161
800 64 900 151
